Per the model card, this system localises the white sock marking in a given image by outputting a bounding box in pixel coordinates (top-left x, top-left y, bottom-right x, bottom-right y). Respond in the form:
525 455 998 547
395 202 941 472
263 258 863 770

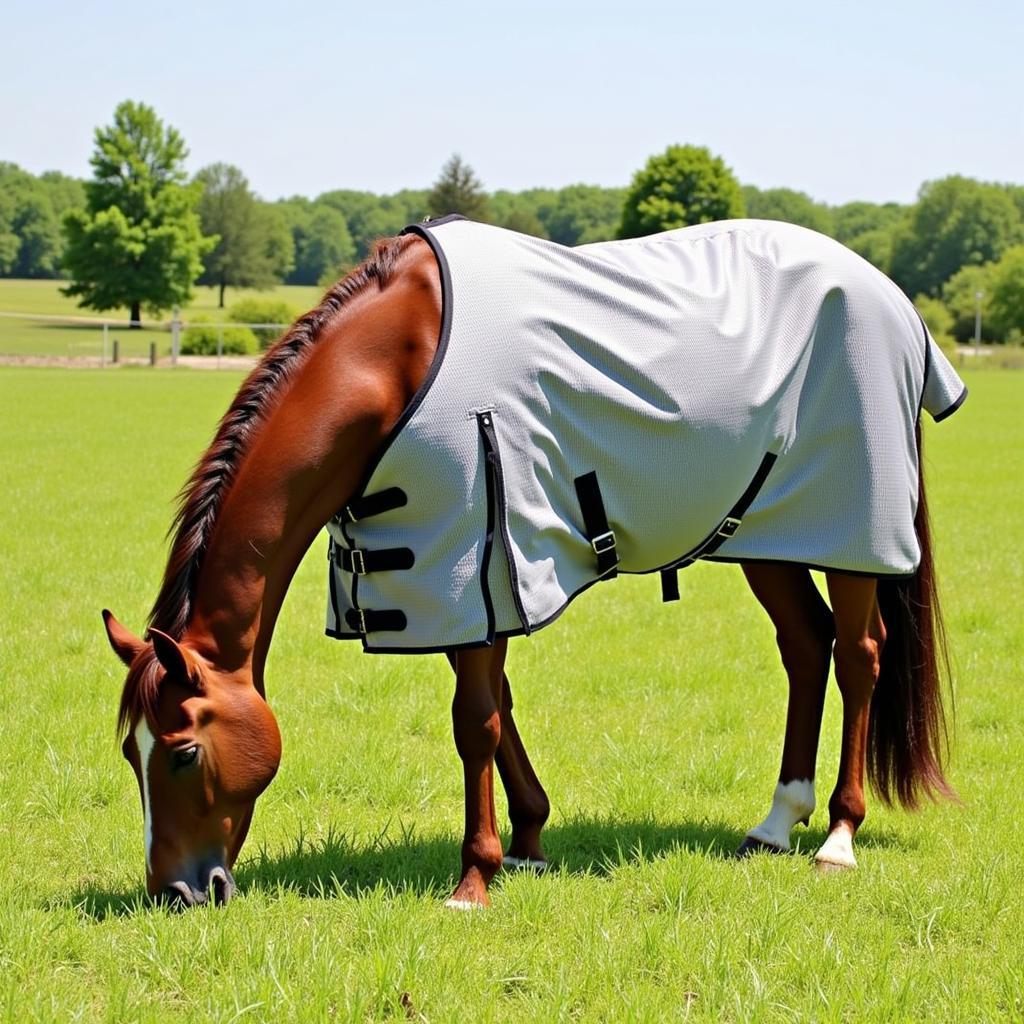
815 821 857 868
444 898 482 912
746 779 815 851
502 855 548 873
134 718 156 872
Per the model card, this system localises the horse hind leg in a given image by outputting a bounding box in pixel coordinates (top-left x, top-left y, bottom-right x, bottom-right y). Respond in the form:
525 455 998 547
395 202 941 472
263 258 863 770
815 573 884 871
737 563 834 856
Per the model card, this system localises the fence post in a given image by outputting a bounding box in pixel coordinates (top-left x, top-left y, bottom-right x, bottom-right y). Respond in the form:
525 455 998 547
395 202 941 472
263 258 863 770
149 342 157 366
112 338 120 364
171 306 181 366
101 322 109 368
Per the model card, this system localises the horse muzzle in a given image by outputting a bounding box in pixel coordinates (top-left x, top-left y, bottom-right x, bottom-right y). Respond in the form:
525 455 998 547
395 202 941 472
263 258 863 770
156 865 235 909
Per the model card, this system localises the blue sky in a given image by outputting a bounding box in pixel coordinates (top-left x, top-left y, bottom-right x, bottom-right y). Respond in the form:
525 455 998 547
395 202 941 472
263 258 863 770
3 0 1021 204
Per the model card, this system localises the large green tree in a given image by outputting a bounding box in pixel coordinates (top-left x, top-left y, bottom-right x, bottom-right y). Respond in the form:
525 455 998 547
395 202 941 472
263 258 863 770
742 186 833 234
276 198 356 285
619 145 744 239
63 102 210 324
195 163 293 306
427 154 491 221
0 163 84 277
888 176 1024 298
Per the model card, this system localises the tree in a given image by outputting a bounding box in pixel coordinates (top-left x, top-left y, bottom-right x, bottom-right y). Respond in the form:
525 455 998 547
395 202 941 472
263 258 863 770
742 186 833 234
987 245 1024 342
619 145 744 239
913 294 955 351
888 176 1024 298
427 154 491 221
941 263 995 342
0 163 84 277
195 163 294 306
62 101 210 324
317 190 417 260
524 184 625 245
277 198 356 285
831 200 904 245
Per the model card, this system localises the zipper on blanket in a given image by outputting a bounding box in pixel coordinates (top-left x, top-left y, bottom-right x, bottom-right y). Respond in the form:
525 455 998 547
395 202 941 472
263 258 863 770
476 411 531 635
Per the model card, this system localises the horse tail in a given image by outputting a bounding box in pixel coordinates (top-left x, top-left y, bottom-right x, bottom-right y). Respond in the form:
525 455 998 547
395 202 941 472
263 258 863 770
869 422 956 808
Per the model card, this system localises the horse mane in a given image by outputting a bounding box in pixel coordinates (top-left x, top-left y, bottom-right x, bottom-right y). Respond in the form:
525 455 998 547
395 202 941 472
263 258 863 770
147 234 409 643
115 235 410 736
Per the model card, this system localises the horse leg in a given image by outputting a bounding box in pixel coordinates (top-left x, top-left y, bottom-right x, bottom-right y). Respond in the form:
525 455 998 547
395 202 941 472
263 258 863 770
446 639 507 909
446 654 550 869
815 573 885 871
495 675 550 869
737 563 834 855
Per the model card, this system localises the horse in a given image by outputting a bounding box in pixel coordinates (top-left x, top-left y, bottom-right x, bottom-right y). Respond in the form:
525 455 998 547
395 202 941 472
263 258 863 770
103 216 964 909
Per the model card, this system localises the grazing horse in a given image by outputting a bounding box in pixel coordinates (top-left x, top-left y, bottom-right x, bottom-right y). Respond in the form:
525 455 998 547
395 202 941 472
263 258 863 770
103 217 964 909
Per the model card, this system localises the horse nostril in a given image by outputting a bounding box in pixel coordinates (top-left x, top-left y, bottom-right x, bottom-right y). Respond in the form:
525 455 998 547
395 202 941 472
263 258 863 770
207 866 235 906
160 881 197 910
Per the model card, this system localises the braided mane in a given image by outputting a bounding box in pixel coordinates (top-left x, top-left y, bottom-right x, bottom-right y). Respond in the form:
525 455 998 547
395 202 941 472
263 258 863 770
147 235 407 642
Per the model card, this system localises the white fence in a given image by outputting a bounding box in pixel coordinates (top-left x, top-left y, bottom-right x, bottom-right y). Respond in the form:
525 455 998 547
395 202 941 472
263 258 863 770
0 310 290 367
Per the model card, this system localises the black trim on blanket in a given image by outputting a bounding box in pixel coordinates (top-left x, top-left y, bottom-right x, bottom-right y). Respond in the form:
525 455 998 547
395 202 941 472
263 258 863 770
916 308 931 423
342 218 456 506
933 385 968 423
701 554 916 579
476 414 498 644
478 410 531 634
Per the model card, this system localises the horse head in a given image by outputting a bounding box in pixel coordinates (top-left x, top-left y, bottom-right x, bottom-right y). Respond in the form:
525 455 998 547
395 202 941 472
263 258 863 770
102 610 281 907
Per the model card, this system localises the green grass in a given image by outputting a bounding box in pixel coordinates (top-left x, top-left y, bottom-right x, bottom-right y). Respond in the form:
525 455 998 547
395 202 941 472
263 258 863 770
0 280 323 358
0 367 1020 1022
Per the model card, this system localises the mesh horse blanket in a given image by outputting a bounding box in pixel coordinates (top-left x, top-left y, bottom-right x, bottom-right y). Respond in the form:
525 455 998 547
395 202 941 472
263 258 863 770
326 216 966 653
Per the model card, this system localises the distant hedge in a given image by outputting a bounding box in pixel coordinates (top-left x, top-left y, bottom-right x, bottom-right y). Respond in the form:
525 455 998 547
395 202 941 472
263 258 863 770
227 298 298 350
181 315 257 355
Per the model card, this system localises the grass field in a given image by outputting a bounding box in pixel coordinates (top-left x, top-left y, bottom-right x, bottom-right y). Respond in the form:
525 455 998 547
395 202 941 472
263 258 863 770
0 366 1021 1022
0 280 324 358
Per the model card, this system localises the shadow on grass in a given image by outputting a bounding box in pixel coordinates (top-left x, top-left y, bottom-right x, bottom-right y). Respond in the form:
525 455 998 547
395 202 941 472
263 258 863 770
62 814 915 920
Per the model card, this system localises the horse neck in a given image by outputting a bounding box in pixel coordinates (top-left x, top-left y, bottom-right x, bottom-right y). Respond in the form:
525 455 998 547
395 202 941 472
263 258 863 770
183 250 441 687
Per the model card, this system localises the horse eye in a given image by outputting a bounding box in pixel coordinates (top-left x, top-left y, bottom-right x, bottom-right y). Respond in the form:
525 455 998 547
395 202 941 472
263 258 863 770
171 745 200 770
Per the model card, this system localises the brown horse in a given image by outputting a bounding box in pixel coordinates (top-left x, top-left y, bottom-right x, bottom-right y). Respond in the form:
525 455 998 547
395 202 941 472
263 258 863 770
103 228 953 909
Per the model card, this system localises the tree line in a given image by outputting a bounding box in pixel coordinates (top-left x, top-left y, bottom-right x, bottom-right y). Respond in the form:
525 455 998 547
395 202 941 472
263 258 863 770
3 101 1023 341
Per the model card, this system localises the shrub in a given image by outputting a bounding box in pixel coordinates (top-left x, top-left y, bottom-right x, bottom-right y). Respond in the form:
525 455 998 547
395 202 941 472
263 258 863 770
181 315 258 355
227 298 299 350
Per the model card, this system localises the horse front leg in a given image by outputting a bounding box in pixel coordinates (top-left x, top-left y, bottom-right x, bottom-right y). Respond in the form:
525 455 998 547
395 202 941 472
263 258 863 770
738 563 834 855
446 654 550 871
815 573 885 871
447 640 507 909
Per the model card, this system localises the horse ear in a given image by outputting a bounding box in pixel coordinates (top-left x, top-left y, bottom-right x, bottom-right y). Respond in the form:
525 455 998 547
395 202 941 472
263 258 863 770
102 610 146 667
147 627 201 688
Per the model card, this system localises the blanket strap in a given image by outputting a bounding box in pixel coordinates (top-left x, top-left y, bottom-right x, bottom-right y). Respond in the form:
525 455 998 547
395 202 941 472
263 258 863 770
344 608 408 634
340 486 408 524
660 452 778 602
335 546 415 575
574 471 619 579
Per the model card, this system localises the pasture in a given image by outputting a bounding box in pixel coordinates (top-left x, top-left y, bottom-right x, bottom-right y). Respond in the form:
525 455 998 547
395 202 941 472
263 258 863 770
0 366 1020 1022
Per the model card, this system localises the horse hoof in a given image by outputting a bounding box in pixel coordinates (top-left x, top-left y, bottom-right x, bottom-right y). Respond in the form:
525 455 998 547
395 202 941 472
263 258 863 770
814 857 855 875
502 855 549 873
736 836 788 858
